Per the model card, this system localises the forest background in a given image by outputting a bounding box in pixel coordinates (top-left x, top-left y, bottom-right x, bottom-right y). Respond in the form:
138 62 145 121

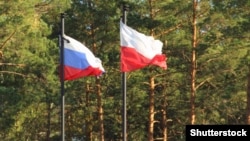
0 0 250 141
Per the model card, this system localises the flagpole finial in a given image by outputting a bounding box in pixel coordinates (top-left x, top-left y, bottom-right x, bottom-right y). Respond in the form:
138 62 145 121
121 3 129 24
122 4 129 11
61 13 64 17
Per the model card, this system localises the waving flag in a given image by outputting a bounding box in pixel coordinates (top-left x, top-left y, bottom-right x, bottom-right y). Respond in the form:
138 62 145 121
63 35 105 80
120 21 167 72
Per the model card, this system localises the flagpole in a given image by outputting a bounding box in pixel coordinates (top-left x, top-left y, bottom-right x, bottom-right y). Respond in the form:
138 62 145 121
122 4 128 141
60 13 65 141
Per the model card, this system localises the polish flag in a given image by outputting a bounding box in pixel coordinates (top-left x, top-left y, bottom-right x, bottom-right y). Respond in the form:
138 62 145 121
63 35 105 80
120 21 167 72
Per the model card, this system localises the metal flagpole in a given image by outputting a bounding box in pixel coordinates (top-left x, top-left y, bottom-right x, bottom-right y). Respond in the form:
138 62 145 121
60 13 65 141
122 4 128 141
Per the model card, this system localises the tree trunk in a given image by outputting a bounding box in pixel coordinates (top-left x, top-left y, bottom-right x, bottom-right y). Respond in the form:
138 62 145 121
148 76 155 141
247 66 250 124
148 1 155 140
190 0 198 125
85 83 92 141
162 108 167 141
96 78 105 141
90 23 105 140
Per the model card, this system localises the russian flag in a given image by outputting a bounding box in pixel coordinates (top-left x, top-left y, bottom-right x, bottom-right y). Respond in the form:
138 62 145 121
120 21 167 72
63 35 105 80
